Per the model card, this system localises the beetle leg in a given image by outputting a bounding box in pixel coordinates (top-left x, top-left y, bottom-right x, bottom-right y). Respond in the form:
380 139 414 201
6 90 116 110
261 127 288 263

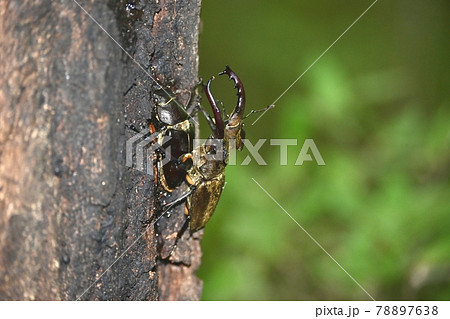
185 79 203 115
143 183 195 226
197 103 217 132
184 92 217 133
185 95 201 116
186 81 219 134
219 100 228 119
168 215 191 257
163 185 196 210
161 186 196 257
158 95 176 106
180 153 193 163
185 173 195 186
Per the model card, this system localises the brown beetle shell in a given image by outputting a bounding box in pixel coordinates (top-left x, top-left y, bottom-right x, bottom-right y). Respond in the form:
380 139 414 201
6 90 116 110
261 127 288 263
187 172 225 232
185 141 227 231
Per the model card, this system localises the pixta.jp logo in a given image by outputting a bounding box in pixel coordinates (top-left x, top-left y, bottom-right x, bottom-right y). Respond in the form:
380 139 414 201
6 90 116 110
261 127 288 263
126 130 325 176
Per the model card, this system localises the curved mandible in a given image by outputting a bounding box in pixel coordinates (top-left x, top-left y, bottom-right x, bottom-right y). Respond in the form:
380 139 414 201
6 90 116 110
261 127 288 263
205 76 225 139
219 65 246 127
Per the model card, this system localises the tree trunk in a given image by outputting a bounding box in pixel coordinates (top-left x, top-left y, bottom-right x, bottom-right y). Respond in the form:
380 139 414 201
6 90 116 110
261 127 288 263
0 0 202 300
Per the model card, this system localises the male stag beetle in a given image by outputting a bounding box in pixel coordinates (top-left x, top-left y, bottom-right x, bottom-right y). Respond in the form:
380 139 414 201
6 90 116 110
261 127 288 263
150 66 245 254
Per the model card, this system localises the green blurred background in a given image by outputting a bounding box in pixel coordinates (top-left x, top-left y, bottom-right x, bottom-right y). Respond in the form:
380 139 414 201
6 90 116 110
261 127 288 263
196 0 449 300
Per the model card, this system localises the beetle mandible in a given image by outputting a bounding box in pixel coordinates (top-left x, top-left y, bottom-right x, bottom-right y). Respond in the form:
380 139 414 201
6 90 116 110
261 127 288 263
184 65 245 231
152 66 246 251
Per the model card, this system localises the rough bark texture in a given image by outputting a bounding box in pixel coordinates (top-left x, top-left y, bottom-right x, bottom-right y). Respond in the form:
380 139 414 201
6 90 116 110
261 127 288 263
0 0 202 300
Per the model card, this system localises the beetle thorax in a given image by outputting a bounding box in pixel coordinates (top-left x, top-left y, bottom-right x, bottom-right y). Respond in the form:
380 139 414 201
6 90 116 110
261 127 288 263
191 142 226 181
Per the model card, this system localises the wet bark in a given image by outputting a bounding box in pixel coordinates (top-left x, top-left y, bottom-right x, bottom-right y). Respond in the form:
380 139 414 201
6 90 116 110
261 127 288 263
0 0 202 300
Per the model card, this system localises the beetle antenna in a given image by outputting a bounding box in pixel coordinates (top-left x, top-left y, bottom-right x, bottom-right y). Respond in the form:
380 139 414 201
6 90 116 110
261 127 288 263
243 104 275 120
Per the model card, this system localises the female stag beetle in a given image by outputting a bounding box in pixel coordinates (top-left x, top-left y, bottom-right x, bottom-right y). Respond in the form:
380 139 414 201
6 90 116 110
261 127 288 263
151 66 245 255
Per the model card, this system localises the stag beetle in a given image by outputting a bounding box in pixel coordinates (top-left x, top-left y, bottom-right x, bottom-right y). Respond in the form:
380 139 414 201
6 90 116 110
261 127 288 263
150 66 245 253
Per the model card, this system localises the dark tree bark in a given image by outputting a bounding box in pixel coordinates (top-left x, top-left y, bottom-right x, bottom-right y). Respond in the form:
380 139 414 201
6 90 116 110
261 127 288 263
0 0 202 300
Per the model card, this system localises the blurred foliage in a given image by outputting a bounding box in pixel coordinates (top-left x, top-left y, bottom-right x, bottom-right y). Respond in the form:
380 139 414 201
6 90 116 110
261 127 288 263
196 0 449 300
